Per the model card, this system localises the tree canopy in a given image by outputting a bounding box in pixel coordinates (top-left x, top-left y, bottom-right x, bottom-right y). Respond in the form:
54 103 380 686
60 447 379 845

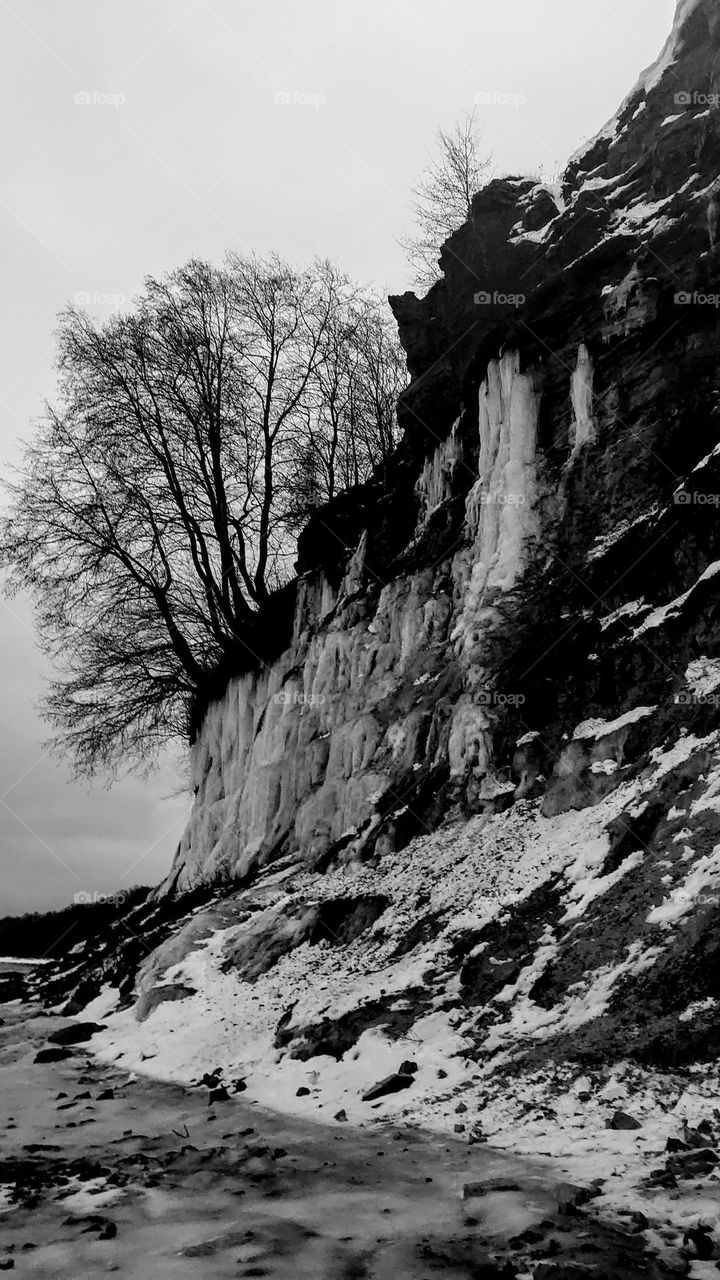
0 253 406 775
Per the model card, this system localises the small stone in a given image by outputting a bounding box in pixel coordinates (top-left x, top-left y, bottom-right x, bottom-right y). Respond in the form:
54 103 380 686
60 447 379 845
208 1087 229 1104
398 1060 418 1075
296 1086 311 1097
454 1123 466 1133
97 1089 115 1101
555 1182 593 1214
607 1110 642 1131
334 1110 348 1122
455 1102 468 1114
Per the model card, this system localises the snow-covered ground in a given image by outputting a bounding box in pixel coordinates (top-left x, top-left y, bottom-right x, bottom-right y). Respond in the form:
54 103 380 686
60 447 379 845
86 707 720 1243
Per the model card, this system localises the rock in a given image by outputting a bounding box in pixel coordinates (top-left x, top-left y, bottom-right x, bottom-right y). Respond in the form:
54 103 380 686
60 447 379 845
532 1265 593 1280
398 1060 418 1075
455 1102 468 1114
454 1123 466 1133
47 1022 106 1045
296 1086 311 1097
334 1110 348 1122
208 1087 229 1104
0 1261 14 1271
555 1182 594 1214
683 1224 714 1259
135 984 196 1023
201 1072 222 1089
606 1110 642 1131
34 1048 75 1063
231 1078 247 1093
361 1073 414 1102
673 1146 719 1176
96 1089 115 1101
463 1180 521 1198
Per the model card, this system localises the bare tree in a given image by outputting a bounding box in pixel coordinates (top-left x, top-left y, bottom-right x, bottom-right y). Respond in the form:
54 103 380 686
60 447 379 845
0 254 406 775
285 292 406 525
400 108 493 289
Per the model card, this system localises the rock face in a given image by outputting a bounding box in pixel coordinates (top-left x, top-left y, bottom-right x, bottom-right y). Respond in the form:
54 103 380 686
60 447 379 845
167 0 720 896
45 20 720 1255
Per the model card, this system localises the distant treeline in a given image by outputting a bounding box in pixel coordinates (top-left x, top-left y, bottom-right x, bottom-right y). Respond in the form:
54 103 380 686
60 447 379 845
0 886 149 960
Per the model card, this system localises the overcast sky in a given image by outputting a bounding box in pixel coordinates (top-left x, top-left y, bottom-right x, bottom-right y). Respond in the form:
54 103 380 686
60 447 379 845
0 0 676 914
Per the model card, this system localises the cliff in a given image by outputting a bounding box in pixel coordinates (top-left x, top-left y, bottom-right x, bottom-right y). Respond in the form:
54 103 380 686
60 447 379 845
167 0 720 894
34 3 720 1265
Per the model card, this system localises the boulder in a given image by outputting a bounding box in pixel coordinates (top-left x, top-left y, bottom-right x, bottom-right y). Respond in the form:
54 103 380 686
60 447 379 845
34 1047 74 1063
606 1110 642 1131
134 984 196 1023
47 1022 106 1046
361 1072 415 1102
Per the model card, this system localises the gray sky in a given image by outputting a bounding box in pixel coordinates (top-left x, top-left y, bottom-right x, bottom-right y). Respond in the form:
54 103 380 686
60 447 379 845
0 0 675 914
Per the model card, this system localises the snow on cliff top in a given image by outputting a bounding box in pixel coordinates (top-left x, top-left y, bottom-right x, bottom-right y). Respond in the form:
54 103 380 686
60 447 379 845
569 0 705 173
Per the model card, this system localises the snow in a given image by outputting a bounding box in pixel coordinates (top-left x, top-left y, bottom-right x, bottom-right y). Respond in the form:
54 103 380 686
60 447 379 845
572 705 656 741
599 599 647 631
82 984 121 1021
77 711 720 1252
590 759 618 776
685 656 720 698
633 562 720 636
569 343 596 454
586 507 660 562
647 844 720 926
563 848 644 922
569 0 704 171
90 786 650 1125
679 997 718 1023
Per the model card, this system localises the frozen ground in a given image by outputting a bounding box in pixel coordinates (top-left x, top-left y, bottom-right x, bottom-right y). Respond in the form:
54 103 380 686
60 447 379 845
76 705 720 1265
